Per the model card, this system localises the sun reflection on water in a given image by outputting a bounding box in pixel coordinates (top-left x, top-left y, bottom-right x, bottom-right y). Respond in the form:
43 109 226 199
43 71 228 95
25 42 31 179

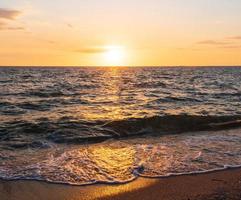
89 145 136 181
67 67 147 121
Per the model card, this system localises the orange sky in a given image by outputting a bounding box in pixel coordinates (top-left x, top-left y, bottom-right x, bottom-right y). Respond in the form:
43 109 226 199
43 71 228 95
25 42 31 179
0 0 241 66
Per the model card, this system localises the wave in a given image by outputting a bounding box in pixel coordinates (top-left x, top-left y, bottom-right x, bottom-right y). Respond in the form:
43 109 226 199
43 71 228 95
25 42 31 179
138 165 241 179
1 115 241 149
2 165 241 186
1 130 241 186
103 115 241 136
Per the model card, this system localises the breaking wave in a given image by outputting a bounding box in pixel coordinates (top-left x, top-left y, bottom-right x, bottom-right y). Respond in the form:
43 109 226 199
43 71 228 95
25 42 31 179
1 115 241 149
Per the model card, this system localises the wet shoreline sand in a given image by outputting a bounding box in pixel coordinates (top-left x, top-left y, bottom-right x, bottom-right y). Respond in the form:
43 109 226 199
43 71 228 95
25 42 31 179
1 167 241 200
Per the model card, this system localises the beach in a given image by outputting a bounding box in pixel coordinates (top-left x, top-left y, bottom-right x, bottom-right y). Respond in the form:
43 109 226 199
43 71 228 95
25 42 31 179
1 168 241 200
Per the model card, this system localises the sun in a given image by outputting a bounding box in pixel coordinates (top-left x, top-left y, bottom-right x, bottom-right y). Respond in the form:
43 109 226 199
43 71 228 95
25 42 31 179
104 46 125 66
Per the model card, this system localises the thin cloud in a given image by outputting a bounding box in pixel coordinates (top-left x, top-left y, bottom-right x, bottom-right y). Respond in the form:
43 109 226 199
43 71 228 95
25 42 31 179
227 36 241 40
0 8 24 31
197 40 230 45
45 40 56 44
0 21 24 31
177 36 241 51
35 38 56 44
0 21 7 30
5 26 25 30
67 23 73 28
0 21 5 27
221 45 241 49
195 37 241 50
75 47 107 54
0 8 22 20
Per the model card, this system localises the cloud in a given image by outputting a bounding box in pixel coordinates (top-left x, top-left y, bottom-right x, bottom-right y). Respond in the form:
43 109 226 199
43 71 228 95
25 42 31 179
0 21 24 31
66 23 73 28
0 21 8 30
0 8 24 31
75 47 107 54
196 37 241 50
38 39 56 44
197 40 230 45
221 45 241 49
0 21 5 27
0 8 22 20
227 36 241 40
180 36 241 51
5 26 25 30
45 40 56 44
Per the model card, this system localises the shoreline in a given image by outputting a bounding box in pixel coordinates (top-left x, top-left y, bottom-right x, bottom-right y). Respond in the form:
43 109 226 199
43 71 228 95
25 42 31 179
1 167 241 200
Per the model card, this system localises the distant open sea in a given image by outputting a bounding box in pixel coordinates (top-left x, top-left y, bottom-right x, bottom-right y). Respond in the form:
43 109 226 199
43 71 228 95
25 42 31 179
0 66 241 185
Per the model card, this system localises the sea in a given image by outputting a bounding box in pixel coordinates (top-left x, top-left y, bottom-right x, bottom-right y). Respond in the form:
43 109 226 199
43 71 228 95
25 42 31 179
0 66 241 185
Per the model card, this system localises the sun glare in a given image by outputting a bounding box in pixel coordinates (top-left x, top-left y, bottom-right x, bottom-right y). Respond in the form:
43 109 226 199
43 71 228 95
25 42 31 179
104 46 125 66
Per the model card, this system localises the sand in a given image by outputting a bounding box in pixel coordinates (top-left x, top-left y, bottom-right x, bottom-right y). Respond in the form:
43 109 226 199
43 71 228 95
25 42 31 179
0 168 241 200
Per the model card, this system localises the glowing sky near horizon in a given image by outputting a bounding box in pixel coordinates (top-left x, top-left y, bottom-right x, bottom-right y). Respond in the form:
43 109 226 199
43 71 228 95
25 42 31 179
0 0 241 66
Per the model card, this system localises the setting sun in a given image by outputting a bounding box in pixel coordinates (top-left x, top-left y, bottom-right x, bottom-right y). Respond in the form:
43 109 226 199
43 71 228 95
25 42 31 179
103 46 126 66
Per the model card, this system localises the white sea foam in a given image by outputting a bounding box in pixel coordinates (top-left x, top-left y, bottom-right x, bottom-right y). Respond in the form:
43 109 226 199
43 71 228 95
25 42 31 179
1 128 241 185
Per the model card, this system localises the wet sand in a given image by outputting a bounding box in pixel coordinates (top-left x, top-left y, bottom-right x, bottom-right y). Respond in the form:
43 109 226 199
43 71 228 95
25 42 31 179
1 168 241 200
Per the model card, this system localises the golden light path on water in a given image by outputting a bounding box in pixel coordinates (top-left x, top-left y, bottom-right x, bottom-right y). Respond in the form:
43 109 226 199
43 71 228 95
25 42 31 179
63 67 149 121
1 67 240 124
51 140 162 184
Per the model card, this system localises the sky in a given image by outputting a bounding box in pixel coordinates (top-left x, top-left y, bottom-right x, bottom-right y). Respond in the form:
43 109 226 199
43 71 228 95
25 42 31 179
0 0 241 66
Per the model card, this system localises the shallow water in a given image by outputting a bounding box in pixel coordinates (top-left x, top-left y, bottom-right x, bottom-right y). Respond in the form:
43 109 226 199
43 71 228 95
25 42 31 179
0 66 241 185
1 128 241 185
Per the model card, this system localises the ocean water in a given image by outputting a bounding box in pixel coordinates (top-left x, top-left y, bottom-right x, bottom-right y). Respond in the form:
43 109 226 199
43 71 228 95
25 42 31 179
0 66 241 185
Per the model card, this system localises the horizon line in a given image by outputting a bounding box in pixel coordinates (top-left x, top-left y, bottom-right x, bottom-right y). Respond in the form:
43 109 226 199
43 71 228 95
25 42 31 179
0 66 241 69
